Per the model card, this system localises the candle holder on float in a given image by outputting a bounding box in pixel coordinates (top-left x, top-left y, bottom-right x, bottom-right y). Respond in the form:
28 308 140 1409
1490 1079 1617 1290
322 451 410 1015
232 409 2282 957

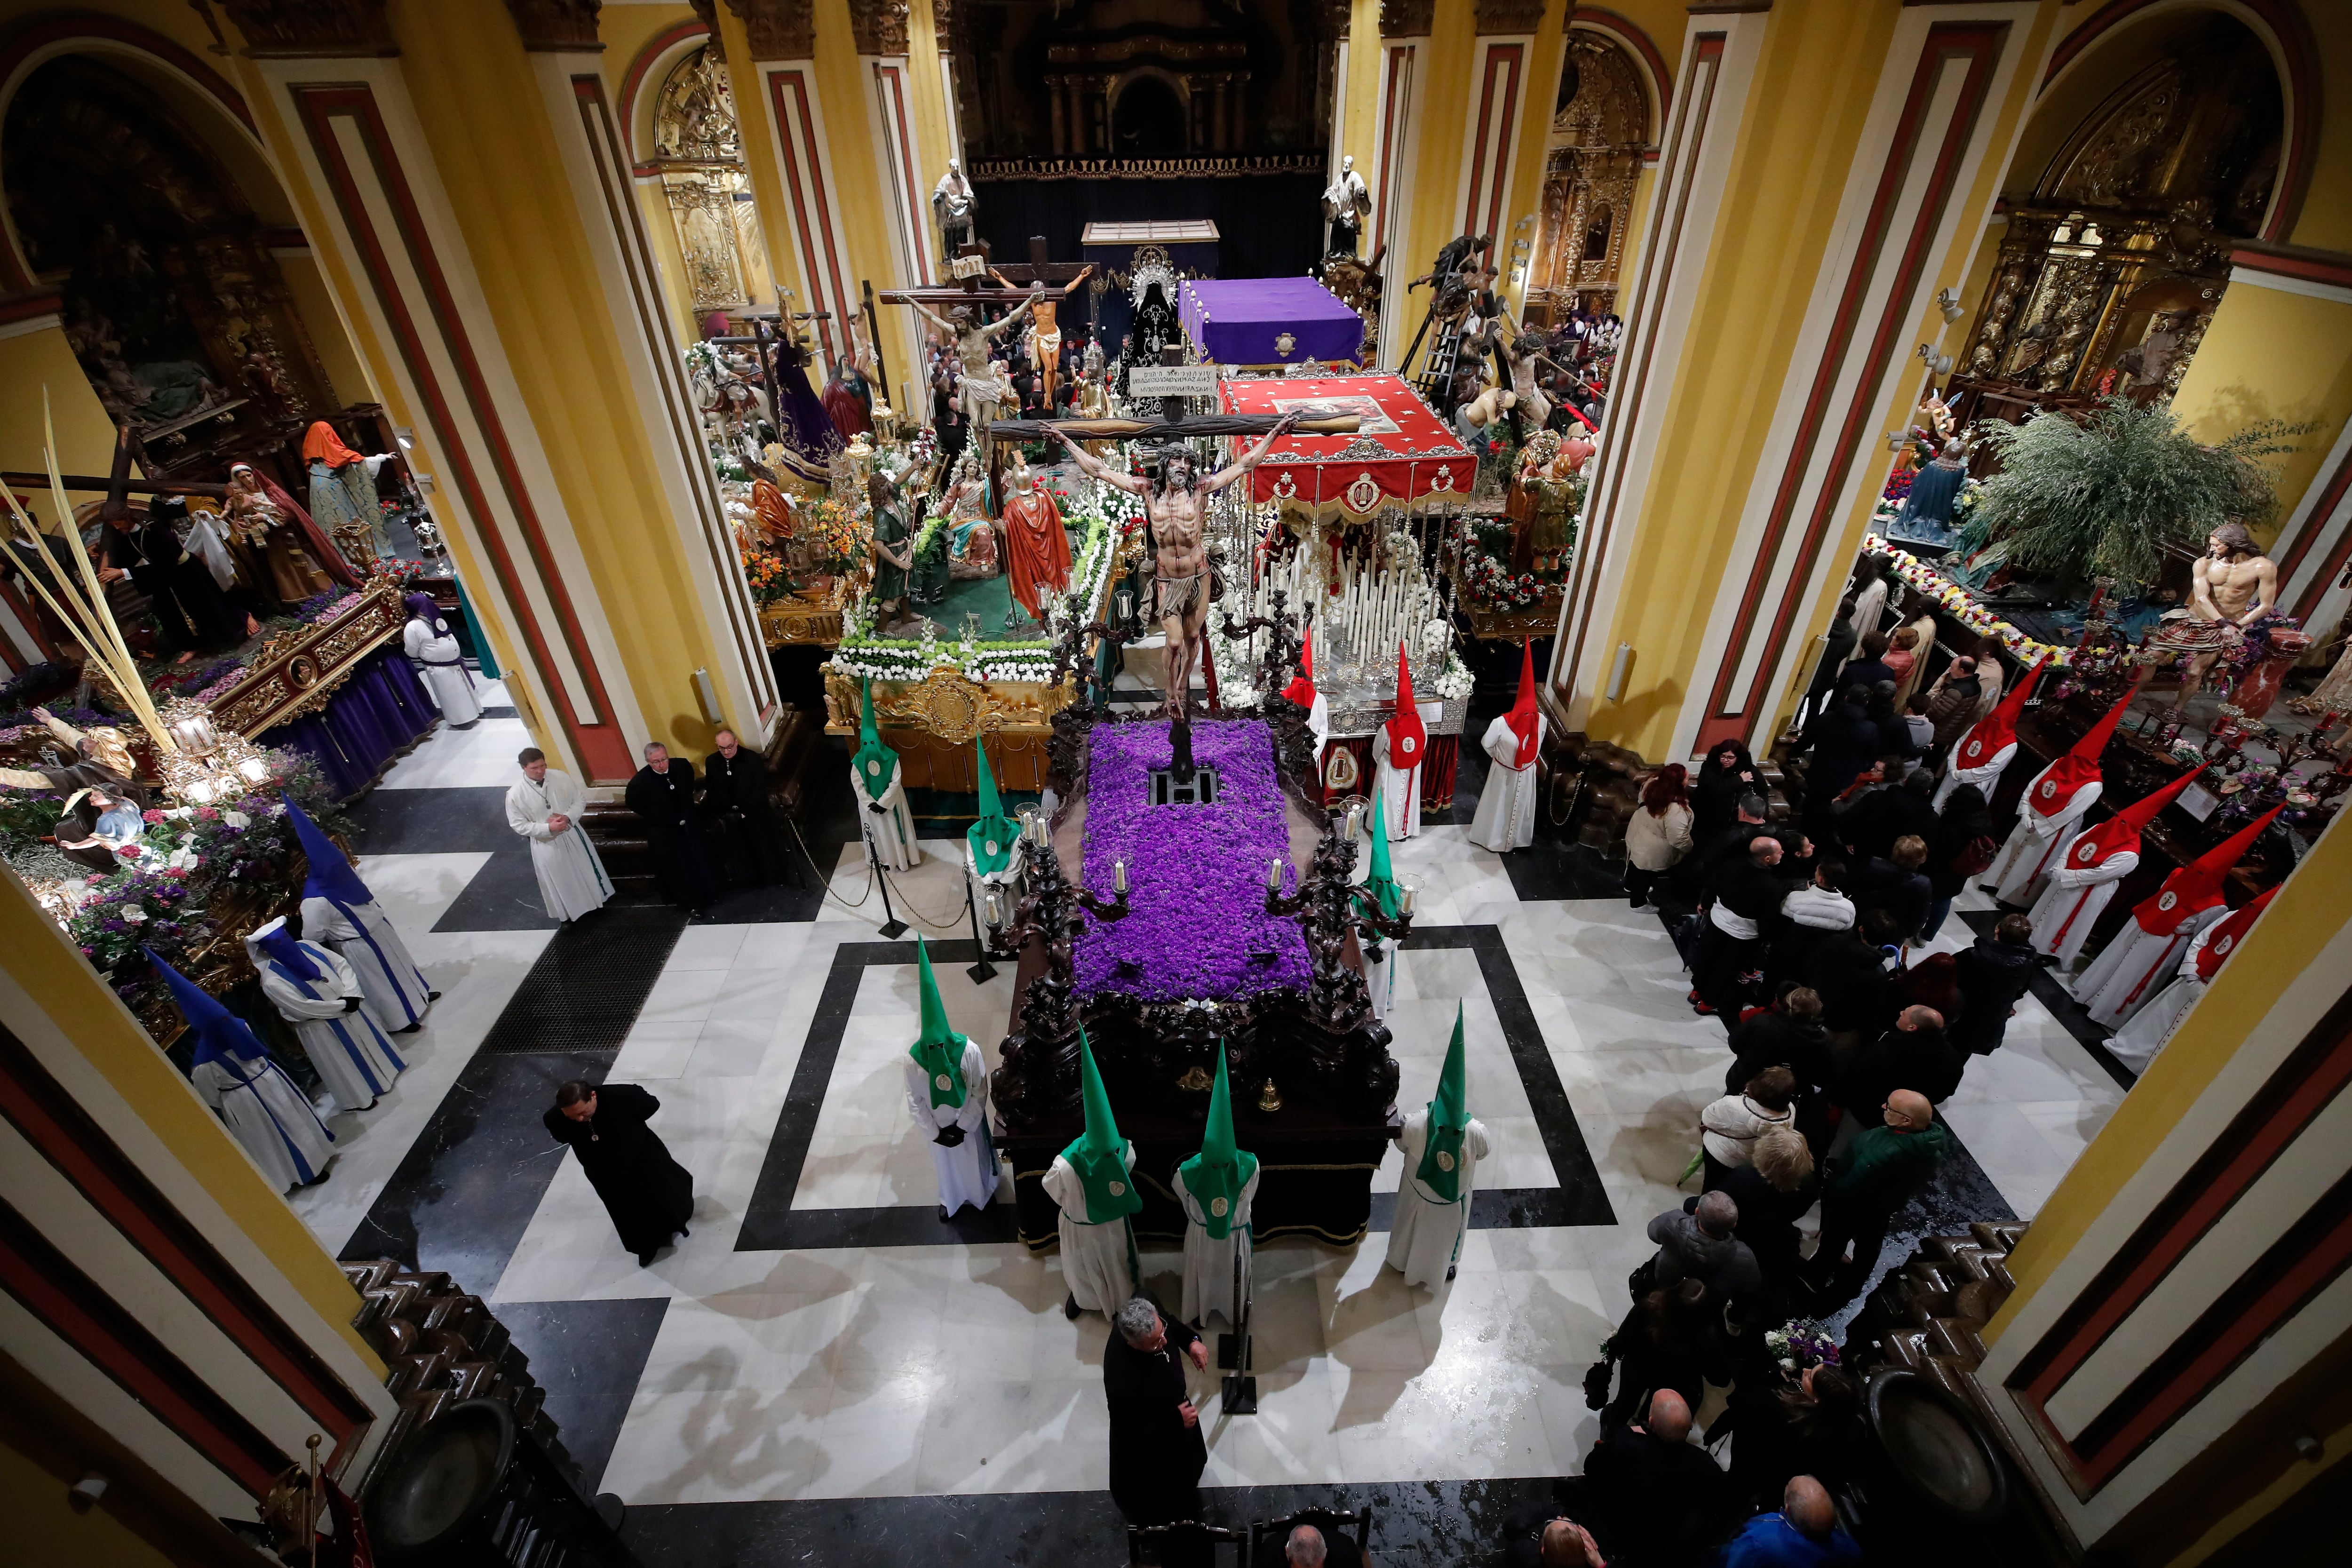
1263 801 1417 1030
995 809 1129 1044
156 698 272 806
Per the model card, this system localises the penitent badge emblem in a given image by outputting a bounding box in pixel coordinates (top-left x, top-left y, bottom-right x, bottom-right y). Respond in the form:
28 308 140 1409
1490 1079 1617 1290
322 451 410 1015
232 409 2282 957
1108 1180 1126 1197
1435 1150 1454 1171
2215 935 2235 956
2041 780 2058 799
2079 843 2097 862
984 839 999 856
1210 1197 1229 1218
2158 891 2177 910
868 759 882 775
1275 331 1296 358
936 1073 954 1091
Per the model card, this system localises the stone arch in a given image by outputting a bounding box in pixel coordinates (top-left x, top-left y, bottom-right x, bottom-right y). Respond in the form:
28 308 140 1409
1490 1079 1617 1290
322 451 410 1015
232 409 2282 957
619 18 714 171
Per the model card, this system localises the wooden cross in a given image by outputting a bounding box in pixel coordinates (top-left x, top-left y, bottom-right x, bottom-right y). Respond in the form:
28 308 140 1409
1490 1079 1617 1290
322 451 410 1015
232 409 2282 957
875 238 1093 310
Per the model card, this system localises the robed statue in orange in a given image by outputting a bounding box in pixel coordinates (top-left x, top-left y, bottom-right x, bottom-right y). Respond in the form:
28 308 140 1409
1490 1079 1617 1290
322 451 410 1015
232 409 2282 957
1001 457 1072 622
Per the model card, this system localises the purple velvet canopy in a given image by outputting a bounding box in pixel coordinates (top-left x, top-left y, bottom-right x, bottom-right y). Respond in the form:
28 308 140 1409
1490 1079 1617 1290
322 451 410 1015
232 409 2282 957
1178 276 1366 367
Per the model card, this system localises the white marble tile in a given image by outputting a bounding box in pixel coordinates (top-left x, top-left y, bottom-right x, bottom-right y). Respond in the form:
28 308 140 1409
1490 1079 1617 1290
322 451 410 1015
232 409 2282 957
375 716 534 789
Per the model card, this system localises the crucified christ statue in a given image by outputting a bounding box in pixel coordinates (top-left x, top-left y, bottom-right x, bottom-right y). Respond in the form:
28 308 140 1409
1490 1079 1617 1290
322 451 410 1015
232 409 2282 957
906 289 1043 467
1053 418 1297 718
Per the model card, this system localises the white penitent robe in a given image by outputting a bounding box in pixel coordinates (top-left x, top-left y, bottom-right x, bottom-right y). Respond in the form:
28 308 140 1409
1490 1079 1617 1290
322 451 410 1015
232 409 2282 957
1933 740 2014 811
1179 1165 1260 1329
2109 922 2226 1073
1468 713 1545 852
1384 1108 1492 1288
403 615 481 726
192 1054 335 1192
1042 1147 1139 1314
258 943 405 1112
1988 775 2102 904
507 770 614 922
856 760 921 870
903 1043 997 1217
1361 939 1398 1020
301 893 432 1033
2026 840 2138 967
1372 725 1426 841
2076 905 2227 1029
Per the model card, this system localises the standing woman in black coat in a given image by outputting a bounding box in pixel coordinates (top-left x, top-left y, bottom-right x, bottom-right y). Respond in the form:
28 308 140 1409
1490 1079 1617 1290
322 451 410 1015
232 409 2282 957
1692 740 1764 842
545 1081 695 1266
1920 783 1994 943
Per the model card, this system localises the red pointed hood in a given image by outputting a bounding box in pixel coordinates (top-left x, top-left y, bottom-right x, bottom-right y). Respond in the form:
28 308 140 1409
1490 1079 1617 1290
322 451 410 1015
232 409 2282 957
1505 639 1541 769
1282 626 1318 709
2059 764 2202 871
1385 643 1426 767
2194 884 2279 980
2027 691 2131 817
2132 805 2284 936
1954 656 2046 771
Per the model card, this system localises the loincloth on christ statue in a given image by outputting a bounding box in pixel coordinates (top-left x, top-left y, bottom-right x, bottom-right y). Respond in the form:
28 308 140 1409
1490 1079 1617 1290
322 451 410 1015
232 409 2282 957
2143 615 2242 655
1152 566 1223 621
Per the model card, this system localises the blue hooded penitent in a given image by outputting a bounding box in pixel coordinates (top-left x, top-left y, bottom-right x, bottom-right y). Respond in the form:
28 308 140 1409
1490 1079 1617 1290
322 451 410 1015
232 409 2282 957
145 947 266 1065
252 918 324 981
282 794 373 907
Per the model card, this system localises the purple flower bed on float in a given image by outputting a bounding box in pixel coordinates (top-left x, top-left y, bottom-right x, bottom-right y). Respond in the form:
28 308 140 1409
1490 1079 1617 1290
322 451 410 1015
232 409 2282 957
1074 718 1311 1002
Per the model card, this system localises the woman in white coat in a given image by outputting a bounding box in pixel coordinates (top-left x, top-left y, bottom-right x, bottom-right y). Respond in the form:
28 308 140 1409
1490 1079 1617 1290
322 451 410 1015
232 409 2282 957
151 949 334 1192
247 917 405 1113
401 591 480 727
903 938 997 1218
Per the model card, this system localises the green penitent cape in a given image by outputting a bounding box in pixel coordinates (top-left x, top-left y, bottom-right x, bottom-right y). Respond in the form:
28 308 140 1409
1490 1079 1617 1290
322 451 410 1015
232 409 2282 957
1059 1027 1142 1223
853 677 898 804
1177 1047 1257 1240
1366 783 1402 920
908 935 968 1108
966 738 1015 876
1415 1003 1470 1202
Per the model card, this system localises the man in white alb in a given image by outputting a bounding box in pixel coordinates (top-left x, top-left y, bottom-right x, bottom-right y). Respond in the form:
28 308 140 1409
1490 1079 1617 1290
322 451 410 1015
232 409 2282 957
506 747 614 922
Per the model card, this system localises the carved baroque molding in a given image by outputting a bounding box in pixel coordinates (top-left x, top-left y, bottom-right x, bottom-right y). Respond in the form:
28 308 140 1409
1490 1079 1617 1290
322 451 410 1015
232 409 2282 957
724 0 816 61
1321 0 1352 42
220 0 397 58
848 0 909 56
504 0 604 53
1379 0 1435 38
1474 0 1548 34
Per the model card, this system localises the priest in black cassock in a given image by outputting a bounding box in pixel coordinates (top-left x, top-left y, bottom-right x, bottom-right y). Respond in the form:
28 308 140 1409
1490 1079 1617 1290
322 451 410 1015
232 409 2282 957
703 727 790 887
544 1080 694 1267
1104 1298 1209 1526
100 497 248 659
625 741 719 916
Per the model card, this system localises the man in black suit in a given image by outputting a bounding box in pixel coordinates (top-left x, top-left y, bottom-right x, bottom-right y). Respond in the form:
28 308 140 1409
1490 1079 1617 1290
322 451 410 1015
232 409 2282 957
626 742 718 917
1105 1298 1208 1526
703 727 791 887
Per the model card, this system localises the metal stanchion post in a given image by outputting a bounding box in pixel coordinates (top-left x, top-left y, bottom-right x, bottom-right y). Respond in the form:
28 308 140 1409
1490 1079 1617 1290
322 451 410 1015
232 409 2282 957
866 810 910 939
965 874 999 983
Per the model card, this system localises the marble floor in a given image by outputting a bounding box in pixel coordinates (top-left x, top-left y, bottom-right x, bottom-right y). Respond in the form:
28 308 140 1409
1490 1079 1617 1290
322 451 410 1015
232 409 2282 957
294 677 2129 1563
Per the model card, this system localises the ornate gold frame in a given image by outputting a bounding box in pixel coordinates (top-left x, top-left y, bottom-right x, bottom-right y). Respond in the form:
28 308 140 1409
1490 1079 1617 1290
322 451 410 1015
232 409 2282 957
205 576 410 738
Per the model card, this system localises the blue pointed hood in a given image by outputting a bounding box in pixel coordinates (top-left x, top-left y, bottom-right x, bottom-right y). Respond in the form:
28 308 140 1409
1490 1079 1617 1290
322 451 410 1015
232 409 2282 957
146 948 266 1066
283 795 372 907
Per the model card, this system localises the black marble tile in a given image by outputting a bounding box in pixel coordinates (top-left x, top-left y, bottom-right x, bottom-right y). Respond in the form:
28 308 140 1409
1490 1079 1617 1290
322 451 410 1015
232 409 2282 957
1499 838 1629 902
347 784 523 855
339 1048 621 1289
493 1297 670 1494
620 1477 1568 1568
433 852 566 933
1955 909 2138 1090
1823 1120 2018 1338
477 905 688 1053
478 704 520 719
735 927 1613 1252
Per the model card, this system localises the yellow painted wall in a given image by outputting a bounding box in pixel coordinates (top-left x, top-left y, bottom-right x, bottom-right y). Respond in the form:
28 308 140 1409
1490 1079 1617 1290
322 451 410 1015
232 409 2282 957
1990 809 2352 1338
1401 2 1478 305
0 870 380 1371
596 3 707 352
273 248 378 408
2170 284 2352 547
0 1437 175 1568
811 0 912 387
709 4 816 342
0 323 122 489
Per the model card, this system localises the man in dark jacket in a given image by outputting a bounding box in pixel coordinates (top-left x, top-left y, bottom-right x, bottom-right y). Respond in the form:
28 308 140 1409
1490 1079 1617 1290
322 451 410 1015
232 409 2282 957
1840 1005 1965 1113
1839 632 1896 694
1805 1090 1950 1307
1584 1390 1738 1567
1840 767 1939 863
703 728 791 887
1725 986 1835 1096
1695 838 1787 1020
1104 1298 1209 1524
1803 908 1904 1042
1950 912 2039 1054
545 1079 695 1266
626 742 719 917
1669 793 1768 910
1847 836 1933 939
1866 681 1917 761
1801 689 1881 837
1803 596 1861 715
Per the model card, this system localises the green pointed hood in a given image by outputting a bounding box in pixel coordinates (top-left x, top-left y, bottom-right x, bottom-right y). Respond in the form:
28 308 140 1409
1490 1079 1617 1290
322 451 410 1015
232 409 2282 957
1414 1003 1470 1201
853 677 898 802
1365 784 1402 919
1058 1027 1141 1222
1177 1046 1256 1240
908 936 969 1108
966 740 1015 876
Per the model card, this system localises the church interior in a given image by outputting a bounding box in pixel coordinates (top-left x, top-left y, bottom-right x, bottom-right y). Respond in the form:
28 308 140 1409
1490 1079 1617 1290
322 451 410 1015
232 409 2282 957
2 2 2351 1565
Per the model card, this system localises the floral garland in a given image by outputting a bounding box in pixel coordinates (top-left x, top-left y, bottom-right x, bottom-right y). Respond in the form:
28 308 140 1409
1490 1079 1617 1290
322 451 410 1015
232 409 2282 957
828 510 1117 687
1456 547 1551 611
1865 532 2074 668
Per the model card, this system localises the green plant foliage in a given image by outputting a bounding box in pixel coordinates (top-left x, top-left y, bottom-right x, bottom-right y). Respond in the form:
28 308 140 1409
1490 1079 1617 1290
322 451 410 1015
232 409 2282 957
1966 396 2305 589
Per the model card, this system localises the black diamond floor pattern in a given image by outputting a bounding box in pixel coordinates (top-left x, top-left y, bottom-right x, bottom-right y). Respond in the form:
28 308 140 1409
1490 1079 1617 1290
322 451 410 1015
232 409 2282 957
475 904 689 1053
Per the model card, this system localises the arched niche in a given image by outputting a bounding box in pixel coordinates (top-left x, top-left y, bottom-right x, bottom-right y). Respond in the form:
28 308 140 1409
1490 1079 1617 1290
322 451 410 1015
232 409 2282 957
639 41 776 318
0 48 346 476
1107 67 1189 158
1954 8 2284 406
1527 28 1652 325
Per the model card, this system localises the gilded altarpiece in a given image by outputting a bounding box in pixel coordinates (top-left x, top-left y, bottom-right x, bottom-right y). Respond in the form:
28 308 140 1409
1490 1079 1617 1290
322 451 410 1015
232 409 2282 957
649 45 775 314
1958 20 2281 407
1526 33 1648 325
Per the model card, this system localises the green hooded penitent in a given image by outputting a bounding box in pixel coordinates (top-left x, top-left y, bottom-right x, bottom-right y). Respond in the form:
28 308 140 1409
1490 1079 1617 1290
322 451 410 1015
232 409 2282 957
966 739 1015 876
1177 1046 1257 1241
1058 1027 1142 1222
853 677 898 804
908 935 969 1109
1414 1003 1470 1202
1365 783 1402 920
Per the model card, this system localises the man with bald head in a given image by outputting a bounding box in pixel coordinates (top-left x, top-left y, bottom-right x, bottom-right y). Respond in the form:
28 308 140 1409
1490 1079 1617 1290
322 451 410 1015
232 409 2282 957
1585 1389 1735 1565
1805 1088 1950 1308
1716 1475 1860 1566
1646 1189 1762 1305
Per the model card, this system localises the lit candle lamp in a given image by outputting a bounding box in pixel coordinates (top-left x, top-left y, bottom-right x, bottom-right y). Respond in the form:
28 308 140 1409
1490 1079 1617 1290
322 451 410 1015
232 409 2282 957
1267 856 1285 892
1113 857 1128 896
1398 880 1417 916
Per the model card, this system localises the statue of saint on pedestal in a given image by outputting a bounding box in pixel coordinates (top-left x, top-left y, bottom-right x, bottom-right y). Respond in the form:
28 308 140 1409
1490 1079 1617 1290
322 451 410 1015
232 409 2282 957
932 159 977 258
1322 153 1372 257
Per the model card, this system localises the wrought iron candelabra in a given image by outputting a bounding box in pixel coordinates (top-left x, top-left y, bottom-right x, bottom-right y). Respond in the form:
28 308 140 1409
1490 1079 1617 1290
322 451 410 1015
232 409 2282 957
989 812 1129 1042
1219 587 1311 698
1263 804 1416 1027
